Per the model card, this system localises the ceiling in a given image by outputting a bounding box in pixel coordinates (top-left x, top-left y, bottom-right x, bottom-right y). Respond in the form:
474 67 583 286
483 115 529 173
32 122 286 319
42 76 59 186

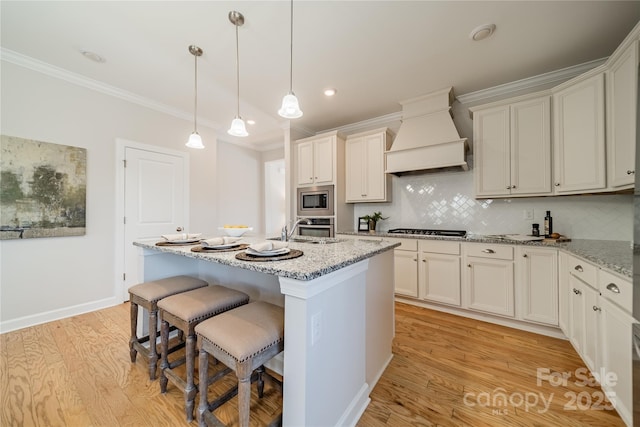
2 1 640 149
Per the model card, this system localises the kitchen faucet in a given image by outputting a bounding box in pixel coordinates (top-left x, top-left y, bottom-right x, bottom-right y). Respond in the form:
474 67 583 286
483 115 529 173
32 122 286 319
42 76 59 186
281 218 311 241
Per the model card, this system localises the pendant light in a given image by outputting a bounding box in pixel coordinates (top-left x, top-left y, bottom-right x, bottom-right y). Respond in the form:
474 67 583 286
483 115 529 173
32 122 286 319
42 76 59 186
228 11 248 137
185 45 205 149
278 0 303 119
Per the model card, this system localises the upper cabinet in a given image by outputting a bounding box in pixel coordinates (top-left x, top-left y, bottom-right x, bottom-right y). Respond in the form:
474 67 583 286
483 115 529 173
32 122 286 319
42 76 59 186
345 128 393 203
295 133 339 187
552 73 606 194
606 39 638 189
471 94 551 198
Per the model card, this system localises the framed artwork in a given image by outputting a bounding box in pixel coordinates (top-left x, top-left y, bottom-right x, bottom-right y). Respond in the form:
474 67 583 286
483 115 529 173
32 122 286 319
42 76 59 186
358 217 369 232
0 135 86 239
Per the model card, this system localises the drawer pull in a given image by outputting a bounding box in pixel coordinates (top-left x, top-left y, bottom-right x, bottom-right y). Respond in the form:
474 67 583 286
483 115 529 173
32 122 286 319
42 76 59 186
574 265 584 272
606 283 620 294
573 288 581 295
592 305 601 312
482 249 495 254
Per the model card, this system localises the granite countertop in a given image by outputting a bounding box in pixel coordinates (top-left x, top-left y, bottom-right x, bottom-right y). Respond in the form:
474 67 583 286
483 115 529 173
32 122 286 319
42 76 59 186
339 231 632 279
134 236 400 281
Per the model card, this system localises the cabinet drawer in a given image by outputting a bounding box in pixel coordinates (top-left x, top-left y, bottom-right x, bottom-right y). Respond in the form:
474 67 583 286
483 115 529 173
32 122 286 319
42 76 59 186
385 237 418 251
465 243 513 260
419 240 460 255
598 269 632 313
567 254 597 287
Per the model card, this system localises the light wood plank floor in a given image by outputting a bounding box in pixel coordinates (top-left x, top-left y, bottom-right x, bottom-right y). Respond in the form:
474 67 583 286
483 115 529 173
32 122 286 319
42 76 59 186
1 301 625 426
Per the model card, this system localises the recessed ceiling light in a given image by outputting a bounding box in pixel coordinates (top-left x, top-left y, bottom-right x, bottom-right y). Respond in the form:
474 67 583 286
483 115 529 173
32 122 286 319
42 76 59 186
469 24 496 41
324 88 337 97
79 49 106 63
247 119 256 125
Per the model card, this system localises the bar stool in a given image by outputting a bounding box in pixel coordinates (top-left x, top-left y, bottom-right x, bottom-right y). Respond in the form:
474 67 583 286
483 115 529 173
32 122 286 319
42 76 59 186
195 301 284 427
158 285 250 422
129 275 208 380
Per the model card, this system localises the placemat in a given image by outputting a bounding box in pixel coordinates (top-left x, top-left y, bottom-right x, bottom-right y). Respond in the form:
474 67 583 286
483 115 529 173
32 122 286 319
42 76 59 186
156 241 200 247
191 243 249 253
235 249 303 262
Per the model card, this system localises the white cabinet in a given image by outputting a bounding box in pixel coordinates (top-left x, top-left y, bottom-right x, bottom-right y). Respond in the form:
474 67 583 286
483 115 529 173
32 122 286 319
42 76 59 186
552 73 606 194
558 252 570 335
472 95 552 198
388 238 418 297
345 128 392 203
606 39 638 189
516 246 558 326
296 135 335 186
463 243 514 317
418 240 461 306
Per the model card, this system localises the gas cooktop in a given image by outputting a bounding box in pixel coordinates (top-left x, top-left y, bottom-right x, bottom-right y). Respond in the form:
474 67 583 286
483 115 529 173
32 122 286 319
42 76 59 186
387 228 467 238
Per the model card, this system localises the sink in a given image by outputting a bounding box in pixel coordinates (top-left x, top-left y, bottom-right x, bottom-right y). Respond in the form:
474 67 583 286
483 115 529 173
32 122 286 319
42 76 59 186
268 237 342 244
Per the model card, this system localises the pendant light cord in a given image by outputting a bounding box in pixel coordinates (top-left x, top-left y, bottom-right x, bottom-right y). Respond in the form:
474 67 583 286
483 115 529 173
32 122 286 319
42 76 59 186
235 23 240 117
194 52 198 132
289 0 294 92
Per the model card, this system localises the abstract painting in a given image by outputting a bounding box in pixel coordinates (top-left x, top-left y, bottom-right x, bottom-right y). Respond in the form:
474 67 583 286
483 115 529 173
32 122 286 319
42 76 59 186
0 135 86 239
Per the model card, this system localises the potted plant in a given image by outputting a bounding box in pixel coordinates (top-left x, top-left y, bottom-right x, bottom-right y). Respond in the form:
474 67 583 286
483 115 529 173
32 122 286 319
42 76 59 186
362 211 388 233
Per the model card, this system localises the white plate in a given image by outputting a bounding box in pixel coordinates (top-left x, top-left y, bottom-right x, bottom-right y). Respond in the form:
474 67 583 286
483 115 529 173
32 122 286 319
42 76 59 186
202 242 241 249
246 248 290 257
164 239 200 244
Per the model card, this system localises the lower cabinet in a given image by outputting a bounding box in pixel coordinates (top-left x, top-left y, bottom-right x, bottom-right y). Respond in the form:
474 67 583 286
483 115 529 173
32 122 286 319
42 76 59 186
388 238 419 297
418 240 461 306
463 243 514 317
516 246 558 325
558 251 570 335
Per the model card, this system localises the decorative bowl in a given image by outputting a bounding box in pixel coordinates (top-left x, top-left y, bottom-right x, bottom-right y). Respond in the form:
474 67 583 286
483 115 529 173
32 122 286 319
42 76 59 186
218 226 252 237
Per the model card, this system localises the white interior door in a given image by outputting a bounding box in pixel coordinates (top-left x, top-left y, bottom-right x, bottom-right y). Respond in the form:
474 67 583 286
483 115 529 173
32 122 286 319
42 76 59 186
121 145 188 300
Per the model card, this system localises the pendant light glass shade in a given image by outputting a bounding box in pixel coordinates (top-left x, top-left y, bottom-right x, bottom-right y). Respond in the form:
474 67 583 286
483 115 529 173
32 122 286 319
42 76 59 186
278 0 303 119
228 11 248 137
185 45 204 149
228 116 248 137
278 92 303 119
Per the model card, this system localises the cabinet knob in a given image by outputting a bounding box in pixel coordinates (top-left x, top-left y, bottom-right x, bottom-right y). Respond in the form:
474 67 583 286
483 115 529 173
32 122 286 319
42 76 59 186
511 185 516 189
573 288 582 295
481 249 495 254
606 283 620 294
314 176 318 179
467 264 472 268
506 186 511 189
412 258 417 262
555 182 561 187
523 254 528 258
176 226 183 232
422 259 426 263
627 170 635 175
592 305 601 312
574 265 584 272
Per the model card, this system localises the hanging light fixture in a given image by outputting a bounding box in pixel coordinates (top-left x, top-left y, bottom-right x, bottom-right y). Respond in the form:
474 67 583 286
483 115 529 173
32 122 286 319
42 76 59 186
278 0 303 119
228 11 248 137
185 45 205 149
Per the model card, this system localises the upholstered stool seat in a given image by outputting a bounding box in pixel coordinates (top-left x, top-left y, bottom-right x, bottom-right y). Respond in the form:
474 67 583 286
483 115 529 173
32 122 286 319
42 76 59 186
158 285 250 422
129 275 208 380
196 301 284 427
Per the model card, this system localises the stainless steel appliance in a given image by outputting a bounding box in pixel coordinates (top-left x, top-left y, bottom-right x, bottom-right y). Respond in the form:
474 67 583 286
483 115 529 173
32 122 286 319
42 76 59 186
297 217 334 238
388 228 467 238
297 185 334 217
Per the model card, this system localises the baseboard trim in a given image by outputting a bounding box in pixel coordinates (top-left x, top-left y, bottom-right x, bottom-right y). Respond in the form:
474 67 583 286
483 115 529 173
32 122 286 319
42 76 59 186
335 383 371 427
0 297 120 334
368 353 393 395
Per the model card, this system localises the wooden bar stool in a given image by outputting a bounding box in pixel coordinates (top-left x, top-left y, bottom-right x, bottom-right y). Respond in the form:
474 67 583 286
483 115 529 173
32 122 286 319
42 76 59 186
129 275 208 380
195 301 284 427
158 285 250 422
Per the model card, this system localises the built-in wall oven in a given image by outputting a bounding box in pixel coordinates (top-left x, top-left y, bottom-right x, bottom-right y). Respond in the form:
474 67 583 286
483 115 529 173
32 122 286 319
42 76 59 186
297 217 334 238
297 185 334 217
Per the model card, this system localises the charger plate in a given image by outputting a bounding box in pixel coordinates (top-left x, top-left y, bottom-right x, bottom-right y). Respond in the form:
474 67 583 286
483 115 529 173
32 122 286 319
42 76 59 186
235 249 303 262
191 244 249 253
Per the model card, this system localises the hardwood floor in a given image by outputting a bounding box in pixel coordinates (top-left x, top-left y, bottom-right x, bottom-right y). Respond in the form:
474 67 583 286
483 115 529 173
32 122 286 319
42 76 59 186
1 301 625 426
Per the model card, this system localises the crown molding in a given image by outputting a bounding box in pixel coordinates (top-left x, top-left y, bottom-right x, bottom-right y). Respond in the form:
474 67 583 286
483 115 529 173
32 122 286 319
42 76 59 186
321 111 402 136
456 57 608 105
0 47 220 130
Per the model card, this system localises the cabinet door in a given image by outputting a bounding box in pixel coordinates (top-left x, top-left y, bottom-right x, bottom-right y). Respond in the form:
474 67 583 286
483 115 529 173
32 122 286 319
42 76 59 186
599 297 634 427
394 250 418 297
363 134 386 201
558 252 570 335
510 97 552 195
582 284 600 373
345 137 365 201
296 141 315 186
553 73 606 193
606 39 638 188
517 247 558 325
473 105 511 197
464 257 514 317
313 137 334 184
419 253 461 306
568 275 586 355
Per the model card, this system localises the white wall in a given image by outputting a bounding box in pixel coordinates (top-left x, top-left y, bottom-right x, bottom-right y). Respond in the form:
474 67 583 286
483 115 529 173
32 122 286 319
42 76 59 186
0 61 220 330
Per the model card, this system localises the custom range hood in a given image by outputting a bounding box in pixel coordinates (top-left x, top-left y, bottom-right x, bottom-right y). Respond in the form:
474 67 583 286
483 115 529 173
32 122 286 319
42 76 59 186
385 87 468 175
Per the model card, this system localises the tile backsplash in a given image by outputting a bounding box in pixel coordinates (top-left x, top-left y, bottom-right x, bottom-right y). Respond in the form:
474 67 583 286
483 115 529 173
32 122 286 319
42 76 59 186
353 162 633 241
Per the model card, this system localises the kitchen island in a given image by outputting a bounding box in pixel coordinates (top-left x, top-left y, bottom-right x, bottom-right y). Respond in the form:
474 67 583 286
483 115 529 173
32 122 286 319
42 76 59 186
134 236 399 426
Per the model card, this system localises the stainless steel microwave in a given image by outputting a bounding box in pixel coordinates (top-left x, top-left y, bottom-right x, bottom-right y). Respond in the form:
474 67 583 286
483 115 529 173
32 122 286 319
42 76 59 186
297 185 334 216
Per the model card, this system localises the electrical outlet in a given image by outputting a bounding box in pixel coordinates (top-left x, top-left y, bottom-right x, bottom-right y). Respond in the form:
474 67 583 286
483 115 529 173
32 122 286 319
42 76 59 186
523 209 534 221
311 312 322 346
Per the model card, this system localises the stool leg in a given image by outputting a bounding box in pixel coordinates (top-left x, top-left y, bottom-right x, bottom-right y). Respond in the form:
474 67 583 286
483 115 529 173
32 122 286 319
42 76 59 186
197 347 209 427
148 309 158 380
184 334 197 422
159 318 170 393
238 375 251 427
257 365 265 398
129 301 138 363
